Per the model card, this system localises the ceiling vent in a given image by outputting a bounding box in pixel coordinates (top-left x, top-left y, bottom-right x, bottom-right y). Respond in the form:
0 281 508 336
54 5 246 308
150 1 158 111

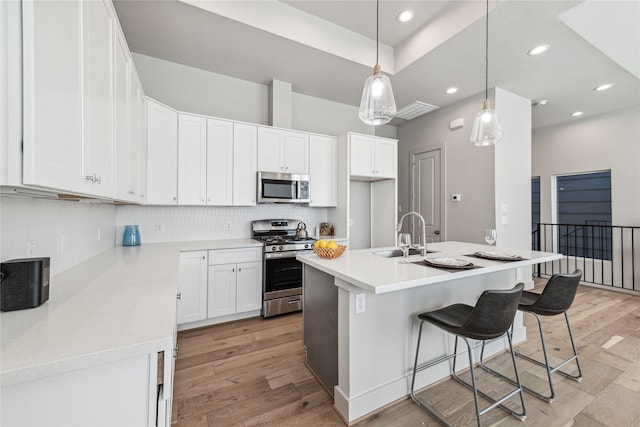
395 101 439 120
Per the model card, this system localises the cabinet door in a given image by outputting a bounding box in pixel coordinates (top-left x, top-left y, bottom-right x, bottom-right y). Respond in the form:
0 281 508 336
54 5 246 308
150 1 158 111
309 135 337 207
233 123 257 206
114 27 133 202
22 0 84 192
236 261 262 313
177 252 208 324
283 131 309 174
130 67 146 203
177 114 207 205
208 264 237 318
206 119 233 205
82 0 115 197
373 138 397 179
257 126 283 172
146 98 178 205
349 134 374 177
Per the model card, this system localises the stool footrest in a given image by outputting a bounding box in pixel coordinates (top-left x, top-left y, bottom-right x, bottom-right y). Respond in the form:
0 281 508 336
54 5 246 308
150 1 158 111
514 351 582 381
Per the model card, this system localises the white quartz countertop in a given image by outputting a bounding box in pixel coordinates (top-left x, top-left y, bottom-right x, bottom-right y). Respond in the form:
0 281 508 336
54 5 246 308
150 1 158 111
297 241 562 294
0 239 260 387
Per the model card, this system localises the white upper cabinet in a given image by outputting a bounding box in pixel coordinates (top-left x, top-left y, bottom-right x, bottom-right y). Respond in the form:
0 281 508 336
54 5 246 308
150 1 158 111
309 135 337 207
177 113 207 205
233 123 258 206
257 127 309 175
349 133 397 180
206 118 234 206
146 98 178 205
130 66 147 204
81 0 115 197
114 26 133 202
22 0 84 193
22 0 143 200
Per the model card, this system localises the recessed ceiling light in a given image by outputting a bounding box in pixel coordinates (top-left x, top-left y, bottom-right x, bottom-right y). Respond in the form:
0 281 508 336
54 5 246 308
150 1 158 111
594 83 614 91
445 87 458 94
570 111 584 117
527 44 550 56
397 9 415 23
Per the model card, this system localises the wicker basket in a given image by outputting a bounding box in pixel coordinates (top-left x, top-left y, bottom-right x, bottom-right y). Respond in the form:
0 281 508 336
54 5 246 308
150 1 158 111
313 245 346 259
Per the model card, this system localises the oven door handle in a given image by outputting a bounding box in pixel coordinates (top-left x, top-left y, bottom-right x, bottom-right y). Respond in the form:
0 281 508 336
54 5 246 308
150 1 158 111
276 266 301 272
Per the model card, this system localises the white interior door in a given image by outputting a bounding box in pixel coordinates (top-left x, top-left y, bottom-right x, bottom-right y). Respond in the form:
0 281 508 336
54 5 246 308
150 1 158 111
411 148 442 243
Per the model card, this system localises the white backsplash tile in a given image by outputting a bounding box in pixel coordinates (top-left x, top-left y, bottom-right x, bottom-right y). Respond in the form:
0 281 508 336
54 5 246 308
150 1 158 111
0 196 116 276
115 205 328 244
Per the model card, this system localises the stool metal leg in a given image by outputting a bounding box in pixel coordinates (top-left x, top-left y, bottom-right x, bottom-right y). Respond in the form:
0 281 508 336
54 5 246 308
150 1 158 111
484 312 583 403
411 321 526 426
453 335 527 423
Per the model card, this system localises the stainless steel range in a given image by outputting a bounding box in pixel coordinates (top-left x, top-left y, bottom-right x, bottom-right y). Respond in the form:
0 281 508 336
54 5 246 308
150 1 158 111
252 219 315 318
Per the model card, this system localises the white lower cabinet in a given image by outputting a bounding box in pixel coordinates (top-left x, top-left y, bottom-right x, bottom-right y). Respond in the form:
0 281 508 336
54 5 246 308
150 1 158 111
208 247 262 317
176 251 208 324
177 247 262 328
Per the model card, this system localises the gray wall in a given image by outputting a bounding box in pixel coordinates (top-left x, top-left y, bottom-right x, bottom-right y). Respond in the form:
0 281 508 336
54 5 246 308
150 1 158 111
132 52 396 139
532 105 640 227
397 91 495 243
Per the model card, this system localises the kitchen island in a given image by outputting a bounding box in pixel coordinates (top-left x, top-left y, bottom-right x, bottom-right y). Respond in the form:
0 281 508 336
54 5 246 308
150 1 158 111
297 241 562 423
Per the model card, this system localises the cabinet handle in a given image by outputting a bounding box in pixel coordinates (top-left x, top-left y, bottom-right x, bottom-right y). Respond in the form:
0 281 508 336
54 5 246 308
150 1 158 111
238 268 242 272
173 347 179 358
95 175 101 184
84 174 96 183
202 255 205 260
172 196 177 201
232 268 235 272
176 292 181 300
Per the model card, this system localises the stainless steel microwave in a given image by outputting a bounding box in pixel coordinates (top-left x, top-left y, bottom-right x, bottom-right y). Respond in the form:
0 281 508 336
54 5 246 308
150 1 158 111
257 171 310 204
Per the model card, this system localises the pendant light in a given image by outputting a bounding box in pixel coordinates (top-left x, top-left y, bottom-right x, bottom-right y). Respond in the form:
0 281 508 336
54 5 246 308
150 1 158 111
470 0 503 146
359 0 396 126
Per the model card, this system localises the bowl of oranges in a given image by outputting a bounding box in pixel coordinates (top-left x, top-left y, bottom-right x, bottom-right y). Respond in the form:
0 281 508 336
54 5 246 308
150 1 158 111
313 239 346 259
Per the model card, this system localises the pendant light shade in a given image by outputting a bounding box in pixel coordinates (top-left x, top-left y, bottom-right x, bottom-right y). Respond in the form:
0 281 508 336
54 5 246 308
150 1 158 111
359 64 397 125
470 99 503 146
470 0 503 146
359 0 396 126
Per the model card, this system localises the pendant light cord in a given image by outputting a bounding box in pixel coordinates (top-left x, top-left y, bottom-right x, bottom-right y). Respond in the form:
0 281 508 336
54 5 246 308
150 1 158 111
485 0 489 100
376 0 379 65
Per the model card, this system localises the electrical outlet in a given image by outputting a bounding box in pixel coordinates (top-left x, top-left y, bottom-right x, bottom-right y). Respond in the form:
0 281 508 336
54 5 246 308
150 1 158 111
155 223 164 232
225 221 232 231
355 293 366 314
26 241 36 257
516 268 522 281
97 226 102 241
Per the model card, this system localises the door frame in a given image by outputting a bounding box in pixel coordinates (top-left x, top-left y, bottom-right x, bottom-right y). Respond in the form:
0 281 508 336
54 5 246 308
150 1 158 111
409 142 446 242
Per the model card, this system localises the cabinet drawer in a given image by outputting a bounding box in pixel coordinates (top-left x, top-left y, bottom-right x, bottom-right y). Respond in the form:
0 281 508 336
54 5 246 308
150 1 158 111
208 247 262 265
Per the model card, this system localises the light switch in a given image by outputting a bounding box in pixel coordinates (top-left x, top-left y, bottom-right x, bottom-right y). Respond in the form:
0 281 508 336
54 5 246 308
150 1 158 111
500 203 509 213
500 215 509 225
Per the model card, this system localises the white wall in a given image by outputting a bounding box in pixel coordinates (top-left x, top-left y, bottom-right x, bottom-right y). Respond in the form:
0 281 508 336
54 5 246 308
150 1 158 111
532 105 640 227
115 205 328 244
397 91 495 243
0 196 116 276
494 87 532 250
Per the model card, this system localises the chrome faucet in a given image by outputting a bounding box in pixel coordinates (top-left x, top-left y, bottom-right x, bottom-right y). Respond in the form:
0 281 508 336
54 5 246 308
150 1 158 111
396 211 428 257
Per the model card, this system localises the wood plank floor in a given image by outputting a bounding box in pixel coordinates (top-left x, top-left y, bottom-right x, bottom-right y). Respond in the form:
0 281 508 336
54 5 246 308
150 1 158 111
172 281 640 427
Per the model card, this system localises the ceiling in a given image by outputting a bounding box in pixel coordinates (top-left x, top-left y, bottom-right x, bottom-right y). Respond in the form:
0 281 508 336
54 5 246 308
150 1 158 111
113 0 640 130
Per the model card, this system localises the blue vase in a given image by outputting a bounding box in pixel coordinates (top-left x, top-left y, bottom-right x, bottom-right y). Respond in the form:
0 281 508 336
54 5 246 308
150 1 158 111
122 225 141 246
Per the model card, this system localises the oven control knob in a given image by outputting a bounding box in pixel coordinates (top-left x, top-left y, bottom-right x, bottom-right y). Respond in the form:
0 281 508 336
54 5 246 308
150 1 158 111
279 246 283 251
271 247 276 251
304 244 309 249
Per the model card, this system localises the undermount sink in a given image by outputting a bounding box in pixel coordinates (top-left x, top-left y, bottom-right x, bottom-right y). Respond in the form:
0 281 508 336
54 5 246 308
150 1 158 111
371 248 436 258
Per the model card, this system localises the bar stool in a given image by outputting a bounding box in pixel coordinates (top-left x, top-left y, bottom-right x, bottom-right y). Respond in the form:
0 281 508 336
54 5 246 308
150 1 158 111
410 283 526 427
482 270 583 403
